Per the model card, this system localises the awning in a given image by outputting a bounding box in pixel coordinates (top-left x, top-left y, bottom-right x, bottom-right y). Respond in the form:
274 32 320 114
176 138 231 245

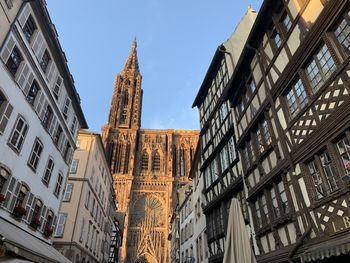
223 198 257 263
301 235 350 262
0 218 71 263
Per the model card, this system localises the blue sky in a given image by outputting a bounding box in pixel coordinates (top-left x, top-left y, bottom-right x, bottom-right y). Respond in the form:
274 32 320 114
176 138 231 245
46 0 263 132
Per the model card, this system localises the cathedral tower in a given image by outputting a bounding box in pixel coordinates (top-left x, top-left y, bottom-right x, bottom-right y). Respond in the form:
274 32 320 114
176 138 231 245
102 40 198 263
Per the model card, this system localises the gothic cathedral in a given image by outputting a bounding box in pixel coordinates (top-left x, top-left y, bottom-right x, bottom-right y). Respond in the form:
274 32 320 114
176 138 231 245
102 39 198 263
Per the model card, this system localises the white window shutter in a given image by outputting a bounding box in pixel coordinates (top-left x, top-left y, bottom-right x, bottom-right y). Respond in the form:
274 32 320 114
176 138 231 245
24 194 35 223
34 91 45 115
2 177 16 208
1 36 15 62
23 71 34 96
46 61 56 83
17 63 30 89
52 214 57 232
0 102 13 134
39 100 48 120
7 181 22 212
32 31 44 60
39 206 48 232
48 115 57 136
18 4 30 28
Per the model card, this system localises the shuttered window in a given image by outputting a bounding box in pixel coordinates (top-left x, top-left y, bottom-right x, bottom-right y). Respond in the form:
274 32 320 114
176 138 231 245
9 116 28 153
0 91 13 135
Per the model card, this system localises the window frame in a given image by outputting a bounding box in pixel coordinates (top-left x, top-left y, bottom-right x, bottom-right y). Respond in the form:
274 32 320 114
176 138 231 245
8 115 29 153
27 137 43 172
53 172 64 198
42 157 54 186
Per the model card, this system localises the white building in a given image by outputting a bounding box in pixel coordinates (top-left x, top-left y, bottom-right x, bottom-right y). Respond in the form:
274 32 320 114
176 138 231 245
189 143 209 263
0 1 87 262
53 131 115 263
178 187 195 263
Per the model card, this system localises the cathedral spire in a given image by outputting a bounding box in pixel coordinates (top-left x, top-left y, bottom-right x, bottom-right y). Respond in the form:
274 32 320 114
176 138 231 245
123 38 139 74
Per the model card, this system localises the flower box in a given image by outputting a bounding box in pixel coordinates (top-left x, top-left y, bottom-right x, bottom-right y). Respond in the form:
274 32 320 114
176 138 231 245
0 194 5 204
12 205 27 219
43 227 53 238
30 217 41 229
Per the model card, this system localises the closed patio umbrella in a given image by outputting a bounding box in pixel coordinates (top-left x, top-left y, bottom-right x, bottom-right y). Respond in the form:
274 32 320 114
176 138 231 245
223 198 257 263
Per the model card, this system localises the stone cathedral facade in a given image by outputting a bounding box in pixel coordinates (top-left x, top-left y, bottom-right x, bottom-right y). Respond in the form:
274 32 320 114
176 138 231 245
102 40 198 263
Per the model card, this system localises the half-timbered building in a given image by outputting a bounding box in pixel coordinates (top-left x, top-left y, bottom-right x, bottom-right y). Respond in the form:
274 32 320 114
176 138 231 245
192 7 257 263
224 0 350 262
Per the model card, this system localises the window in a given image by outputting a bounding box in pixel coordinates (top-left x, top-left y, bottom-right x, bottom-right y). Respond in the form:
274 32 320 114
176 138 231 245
26 80 40 105
42 106 53 129
42 158 54 185
70 159 79 174
278 181 289 214
23 15 36 42
336 136 350 174
15 185 29 209
30 199 43 227
305 44 336 93
85 191 90 209
0 91 13 134
86 221 92 247
28 138 43 171
248 79 256 94
141 152 148 171
307 150 339 199
40 50 50 72
70 116 77 135
152 152 160 171
0 167 10 193
334 12 350 56
62 97 71 119
54 213 67 237
53 125 62 146
63 142 72 162
79 218 85 243
272 28 282 49
281 12 292 32
286 78 308 117
62 183 73 202
6 46 22 76
53 172 63 197
53 75 62 100
9 116 28 152
243 140 255 169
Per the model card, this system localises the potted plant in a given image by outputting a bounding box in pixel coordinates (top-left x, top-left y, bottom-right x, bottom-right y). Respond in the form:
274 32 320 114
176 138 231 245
0 194 5 204
12 205 27 219
30 216 41 229
43 227 54 238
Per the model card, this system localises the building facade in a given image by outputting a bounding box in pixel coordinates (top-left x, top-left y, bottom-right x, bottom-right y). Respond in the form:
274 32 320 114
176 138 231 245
179 189 195 263
189 142 209 263
192 7 257 263
0 0 87 262
53 131 116 263
223 0 350 262
102 40 199 263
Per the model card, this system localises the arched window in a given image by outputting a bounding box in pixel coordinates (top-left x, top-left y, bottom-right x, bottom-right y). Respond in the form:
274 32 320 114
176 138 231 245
30 199 43 229
0 166 10 194
152 152 160 171
141 152 148 171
